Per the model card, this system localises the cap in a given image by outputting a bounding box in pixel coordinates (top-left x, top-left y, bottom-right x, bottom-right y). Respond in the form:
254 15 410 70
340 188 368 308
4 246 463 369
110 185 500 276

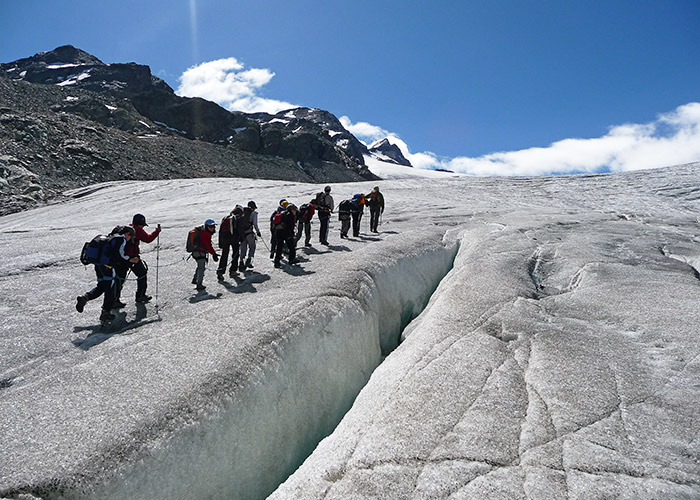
248 200 257 209
205 218 216 227
287 203 298 211
279 198 288 206
132 213 147 226
324 185 331 192
280 200 290 208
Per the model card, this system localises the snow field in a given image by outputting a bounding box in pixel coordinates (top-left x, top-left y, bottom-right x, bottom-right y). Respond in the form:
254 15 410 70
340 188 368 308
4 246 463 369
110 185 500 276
3 162 700 499
270 207 700 498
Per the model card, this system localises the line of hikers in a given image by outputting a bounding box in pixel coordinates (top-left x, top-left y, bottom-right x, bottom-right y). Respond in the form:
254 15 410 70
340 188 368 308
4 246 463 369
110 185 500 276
76 186 384 322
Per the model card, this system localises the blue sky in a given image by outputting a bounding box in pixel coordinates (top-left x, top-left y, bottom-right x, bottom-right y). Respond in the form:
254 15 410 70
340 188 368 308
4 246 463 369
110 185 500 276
2 0 699 175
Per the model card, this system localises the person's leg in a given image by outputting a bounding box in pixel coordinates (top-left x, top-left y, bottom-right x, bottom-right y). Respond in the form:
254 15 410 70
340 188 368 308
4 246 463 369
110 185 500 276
195 257 206 287
218 241 230 276
132 260 148 299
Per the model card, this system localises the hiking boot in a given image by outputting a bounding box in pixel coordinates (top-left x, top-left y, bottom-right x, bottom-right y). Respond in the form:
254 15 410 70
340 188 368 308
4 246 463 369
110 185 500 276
245 258 253 268
196 284 206 291
321 241 329 246
274 261 281 268
305 242 312 247
238 261 246 272
217 273 225 281
192 277 197 285
76 295 87 313
269 251 275 259
135 295 152 303
112 300 127 309
99 310 115 322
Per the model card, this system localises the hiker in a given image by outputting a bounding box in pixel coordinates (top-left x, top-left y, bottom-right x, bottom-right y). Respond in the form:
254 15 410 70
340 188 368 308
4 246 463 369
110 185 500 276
315 185 334 245
366 186 385 233
274 204 298 268
270 199 289 258
238 200 262 271
217 205 243 280
76 226 138 322
338 197 353 239
295 200 316 247
189 219 219 291
351 193 365 237
113 213 160 306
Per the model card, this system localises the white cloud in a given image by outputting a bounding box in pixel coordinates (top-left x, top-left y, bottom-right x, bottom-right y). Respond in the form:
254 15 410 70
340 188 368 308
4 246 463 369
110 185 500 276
446 103 700 176
339 117 389 144
176 58 297 114
345 104 700 176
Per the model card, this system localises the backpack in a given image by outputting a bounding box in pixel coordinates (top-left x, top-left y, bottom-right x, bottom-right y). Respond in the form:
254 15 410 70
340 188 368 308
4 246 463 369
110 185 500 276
272 212 284 226
299 203 315 221
221 215 236 236
80 234 116 266
237 208 253 236
314 192 328 208
186 226 203 252
338 200 353 221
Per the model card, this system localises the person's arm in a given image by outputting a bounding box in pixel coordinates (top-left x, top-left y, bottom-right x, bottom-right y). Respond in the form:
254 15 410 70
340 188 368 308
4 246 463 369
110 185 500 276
137 225 161 243
118 238 139 263
251 211 261 236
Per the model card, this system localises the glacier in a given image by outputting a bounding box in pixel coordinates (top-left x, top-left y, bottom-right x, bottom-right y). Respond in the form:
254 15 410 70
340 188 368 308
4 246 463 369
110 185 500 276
1 161 700 499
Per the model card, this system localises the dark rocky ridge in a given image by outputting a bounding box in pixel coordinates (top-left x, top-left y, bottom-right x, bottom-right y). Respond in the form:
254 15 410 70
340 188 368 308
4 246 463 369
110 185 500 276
368 138 412 166
0 46 379 215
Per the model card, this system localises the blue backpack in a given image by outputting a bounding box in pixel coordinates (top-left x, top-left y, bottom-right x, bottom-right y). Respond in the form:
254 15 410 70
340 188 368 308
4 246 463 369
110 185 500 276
80 234 117 265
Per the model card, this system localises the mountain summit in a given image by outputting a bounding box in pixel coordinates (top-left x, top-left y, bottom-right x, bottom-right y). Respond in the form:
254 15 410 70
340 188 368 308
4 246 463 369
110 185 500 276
368 138 412 167
0 46 378 214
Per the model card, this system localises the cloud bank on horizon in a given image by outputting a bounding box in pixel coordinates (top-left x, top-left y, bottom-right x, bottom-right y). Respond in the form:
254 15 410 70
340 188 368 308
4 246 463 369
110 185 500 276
178 58 700 176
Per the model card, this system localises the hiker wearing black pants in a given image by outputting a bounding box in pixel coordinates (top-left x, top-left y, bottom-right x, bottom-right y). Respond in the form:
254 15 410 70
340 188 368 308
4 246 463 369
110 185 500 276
350 193 365 237
315 186 334 246
269 199 289 258
217 206 242 280
113 213 161 307
76 226 137 322
295 200 316 247
274 204 298 268
367 186 385 233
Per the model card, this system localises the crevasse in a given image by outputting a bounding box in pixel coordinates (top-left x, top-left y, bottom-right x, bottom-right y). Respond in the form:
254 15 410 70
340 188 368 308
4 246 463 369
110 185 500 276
79 235 459 500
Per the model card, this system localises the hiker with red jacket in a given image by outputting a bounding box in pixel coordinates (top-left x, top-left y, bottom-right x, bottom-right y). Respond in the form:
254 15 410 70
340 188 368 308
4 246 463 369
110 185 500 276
113 213 160 306
190 219 219 291
295 200 316 247
274 204 298 268
269 199 289 259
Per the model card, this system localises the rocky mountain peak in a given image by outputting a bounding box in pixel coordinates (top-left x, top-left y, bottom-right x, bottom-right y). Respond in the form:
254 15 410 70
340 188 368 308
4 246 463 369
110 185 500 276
368 138 412 167
1 45 172 94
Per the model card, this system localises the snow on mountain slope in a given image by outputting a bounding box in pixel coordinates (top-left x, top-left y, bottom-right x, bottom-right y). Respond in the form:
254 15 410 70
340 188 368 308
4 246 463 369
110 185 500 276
365 154 463 179
2 163 700 499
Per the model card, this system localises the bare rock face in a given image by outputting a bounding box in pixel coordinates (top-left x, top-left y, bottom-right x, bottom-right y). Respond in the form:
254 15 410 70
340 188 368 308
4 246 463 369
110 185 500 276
0 155 48 213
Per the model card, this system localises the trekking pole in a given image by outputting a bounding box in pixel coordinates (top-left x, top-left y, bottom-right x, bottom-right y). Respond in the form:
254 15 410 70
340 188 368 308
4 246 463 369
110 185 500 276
155 233 160 317
260 234 271 251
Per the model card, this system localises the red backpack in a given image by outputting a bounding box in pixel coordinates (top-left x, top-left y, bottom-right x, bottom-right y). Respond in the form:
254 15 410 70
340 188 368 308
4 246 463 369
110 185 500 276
186 226 203 252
